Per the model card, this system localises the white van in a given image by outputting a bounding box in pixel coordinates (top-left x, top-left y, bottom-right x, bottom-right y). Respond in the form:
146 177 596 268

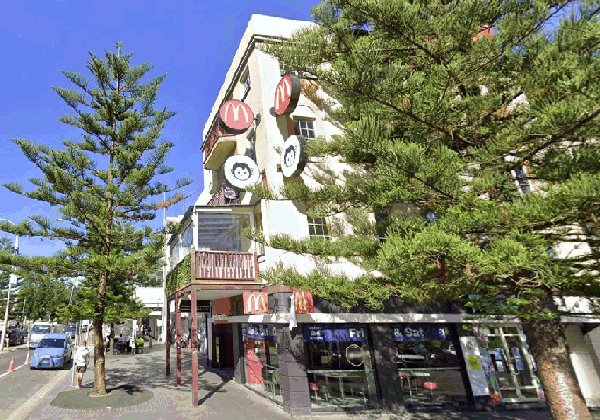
28 322 57 349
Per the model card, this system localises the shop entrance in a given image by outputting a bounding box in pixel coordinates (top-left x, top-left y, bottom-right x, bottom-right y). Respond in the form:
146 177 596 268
475 325 541 402
212 323 234 368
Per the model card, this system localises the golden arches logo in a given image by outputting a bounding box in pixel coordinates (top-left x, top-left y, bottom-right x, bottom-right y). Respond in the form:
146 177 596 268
224 102 251 123
294 290 310 313
275 78 292 109
247 293 267 313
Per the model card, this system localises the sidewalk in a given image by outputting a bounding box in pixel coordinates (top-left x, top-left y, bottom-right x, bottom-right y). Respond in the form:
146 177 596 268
21 344 585 420
25 344 291 420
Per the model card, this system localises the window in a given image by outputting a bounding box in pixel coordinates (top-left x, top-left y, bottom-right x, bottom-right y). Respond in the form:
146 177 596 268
393 324 468 404
515 166 530 193
294 119 316 139
308 217 329 239
304 324 378 409
246 130 256 161
241 70 251 98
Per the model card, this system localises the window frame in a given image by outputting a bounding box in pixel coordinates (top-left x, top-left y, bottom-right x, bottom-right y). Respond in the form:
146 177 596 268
294 118 316 140
241 69 251 99
514 166 531 194
307 216 330 240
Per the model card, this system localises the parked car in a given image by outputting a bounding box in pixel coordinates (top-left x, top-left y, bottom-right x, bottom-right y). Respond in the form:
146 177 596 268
66 323 77 339
28 322 57 349
29 333 73 369
7 327 26 346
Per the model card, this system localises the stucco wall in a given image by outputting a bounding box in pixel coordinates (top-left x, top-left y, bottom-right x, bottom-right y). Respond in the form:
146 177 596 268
565 325 600 407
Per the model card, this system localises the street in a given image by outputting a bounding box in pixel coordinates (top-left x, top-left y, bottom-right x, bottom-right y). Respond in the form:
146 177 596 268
0 345 69 419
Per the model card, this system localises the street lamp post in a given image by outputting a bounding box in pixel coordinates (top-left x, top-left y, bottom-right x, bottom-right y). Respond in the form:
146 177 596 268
0 218 18 352
70 283 79 387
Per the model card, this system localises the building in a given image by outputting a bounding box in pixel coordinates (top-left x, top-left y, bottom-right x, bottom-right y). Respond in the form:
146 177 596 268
134 286 164 340
164 14 600 414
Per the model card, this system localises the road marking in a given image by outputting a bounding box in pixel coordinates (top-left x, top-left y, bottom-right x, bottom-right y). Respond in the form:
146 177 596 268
0 363 26 379
7 368 70 420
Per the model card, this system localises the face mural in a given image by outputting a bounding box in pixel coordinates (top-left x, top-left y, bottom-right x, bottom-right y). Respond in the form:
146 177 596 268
283 145 296 168
232 162 253 181
280 135 307 177
223 155 260 190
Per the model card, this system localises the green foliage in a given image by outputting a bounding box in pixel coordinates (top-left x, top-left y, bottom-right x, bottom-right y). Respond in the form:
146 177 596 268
14 278 71 322
166 254 191 296
264 1 600 317
262 266 391 310
0 44 190 392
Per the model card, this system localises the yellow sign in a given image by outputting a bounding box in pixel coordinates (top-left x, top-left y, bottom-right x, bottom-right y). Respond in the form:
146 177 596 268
467 355 482 370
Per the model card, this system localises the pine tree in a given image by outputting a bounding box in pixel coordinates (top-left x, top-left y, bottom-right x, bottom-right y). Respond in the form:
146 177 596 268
265 1 599 418
0 44 189 395
13 277 71 322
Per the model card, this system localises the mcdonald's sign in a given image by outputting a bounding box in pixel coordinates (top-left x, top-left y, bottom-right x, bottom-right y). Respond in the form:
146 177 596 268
243 291 269 315
274 73 301 116
293 289 314 314
219 99 254 132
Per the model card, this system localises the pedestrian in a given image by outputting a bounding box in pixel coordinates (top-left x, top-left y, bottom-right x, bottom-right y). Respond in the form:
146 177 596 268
74 340 90 389
103 323 112 354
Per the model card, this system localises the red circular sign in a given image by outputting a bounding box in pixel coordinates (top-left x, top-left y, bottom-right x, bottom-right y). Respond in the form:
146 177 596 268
219 99 254 132
274 73 301 116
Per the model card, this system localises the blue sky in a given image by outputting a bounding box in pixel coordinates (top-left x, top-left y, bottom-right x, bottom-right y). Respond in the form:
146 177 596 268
0 0 318 256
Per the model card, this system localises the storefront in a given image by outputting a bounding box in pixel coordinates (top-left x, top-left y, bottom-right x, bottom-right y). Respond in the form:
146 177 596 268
303 324 378 411
469 324 542 403
392 323 468 405
241 324 281 403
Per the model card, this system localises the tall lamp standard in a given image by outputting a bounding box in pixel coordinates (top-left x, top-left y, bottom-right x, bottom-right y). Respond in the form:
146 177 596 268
0 218 19 352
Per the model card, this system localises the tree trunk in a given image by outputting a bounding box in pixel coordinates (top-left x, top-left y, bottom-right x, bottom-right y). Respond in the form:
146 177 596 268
92 315 107 395
522 293 590 420
92 272 108 396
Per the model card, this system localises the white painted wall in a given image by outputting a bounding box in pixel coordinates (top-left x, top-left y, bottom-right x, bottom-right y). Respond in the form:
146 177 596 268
565 325 600 407
135 287 164 307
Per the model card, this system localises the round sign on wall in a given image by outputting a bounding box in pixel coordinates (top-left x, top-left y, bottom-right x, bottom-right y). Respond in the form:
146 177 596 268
219 99 255 133
280 135 307 177
274 73 301 116
345 344 364 367
223 155 260 190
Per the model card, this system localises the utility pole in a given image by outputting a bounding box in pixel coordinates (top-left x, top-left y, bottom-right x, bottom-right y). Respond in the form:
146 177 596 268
0 219 18 351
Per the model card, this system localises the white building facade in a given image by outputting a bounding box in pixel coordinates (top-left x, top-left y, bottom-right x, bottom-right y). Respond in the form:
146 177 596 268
163 14 600 414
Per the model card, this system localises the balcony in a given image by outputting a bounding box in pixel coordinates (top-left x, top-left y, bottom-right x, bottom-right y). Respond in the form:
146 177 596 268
195 250 258 282
166 250 260 296
166 208 261 297
203 126 237 171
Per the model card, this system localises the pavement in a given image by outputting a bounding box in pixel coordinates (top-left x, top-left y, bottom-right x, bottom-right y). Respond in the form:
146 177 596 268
0 343 589 420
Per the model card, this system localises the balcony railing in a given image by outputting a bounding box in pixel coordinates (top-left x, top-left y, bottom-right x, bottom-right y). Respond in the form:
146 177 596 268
207 184 240 206
195 250 258 281
202 125 236 170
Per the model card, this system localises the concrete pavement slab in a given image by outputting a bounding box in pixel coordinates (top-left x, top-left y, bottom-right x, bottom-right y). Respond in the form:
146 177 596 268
22 344 599 419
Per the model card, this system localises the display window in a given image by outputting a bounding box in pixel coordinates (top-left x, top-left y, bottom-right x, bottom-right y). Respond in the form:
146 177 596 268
304 324 378 410
392 324 468 404
471 325 542 403
241 324 281 403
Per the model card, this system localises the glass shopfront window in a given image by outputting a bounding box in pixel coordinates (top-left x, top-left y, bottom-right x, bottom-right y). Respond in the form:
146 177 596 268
471 325 542 403
392 324 467 404
241 325 281 403
304 324 378 410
